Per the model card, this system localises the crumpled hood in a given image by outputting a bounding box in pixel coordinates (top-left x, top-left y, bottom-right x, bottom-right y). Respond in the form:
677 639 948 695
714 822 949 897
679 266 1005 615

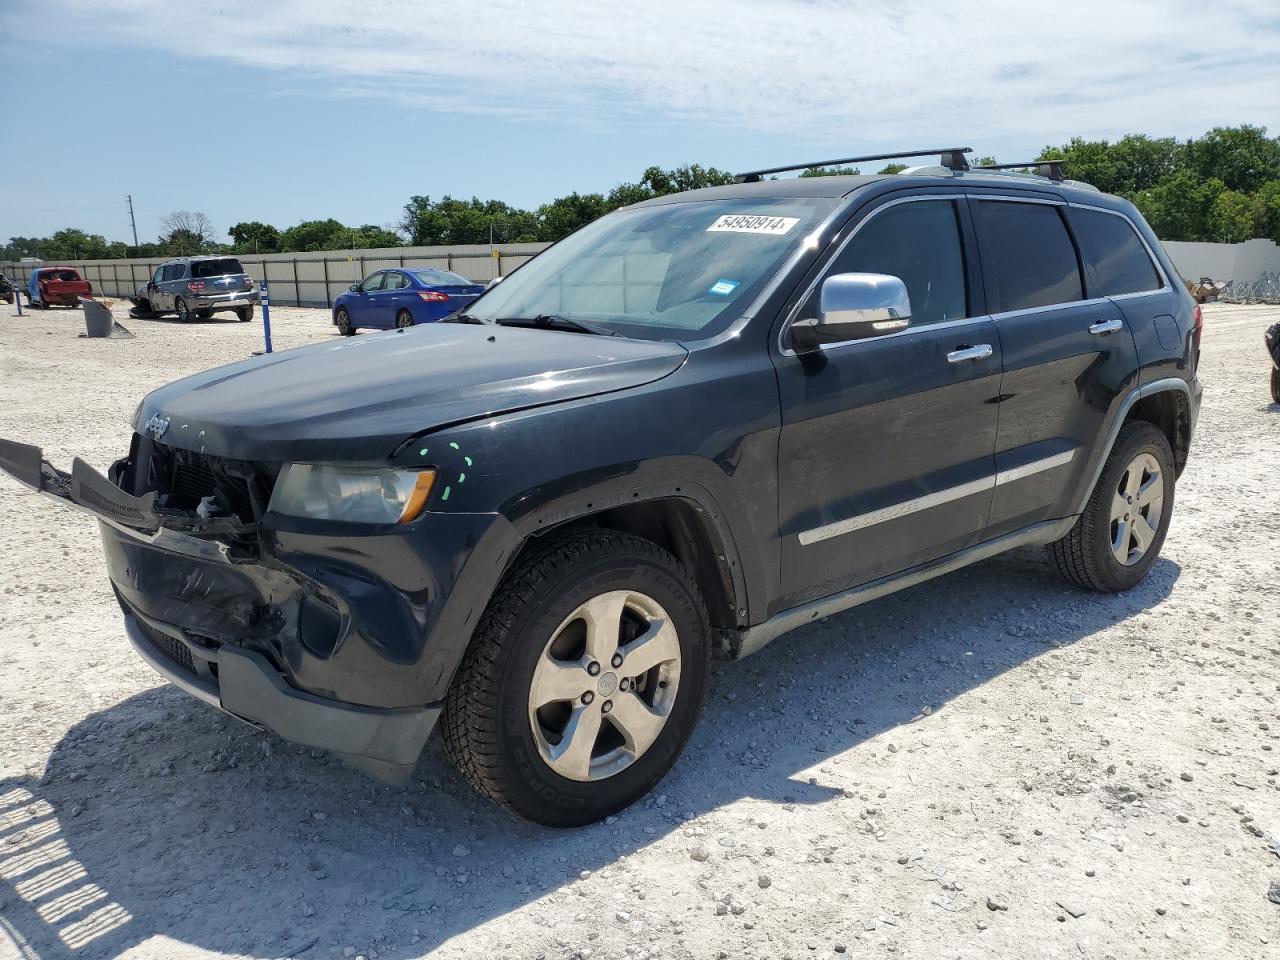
136 324 688 461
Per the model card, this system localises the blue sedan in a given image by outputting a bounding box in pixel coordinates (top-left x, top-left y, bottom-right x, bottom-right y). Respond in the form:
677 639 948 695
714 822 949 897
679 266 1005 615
332 268 486 335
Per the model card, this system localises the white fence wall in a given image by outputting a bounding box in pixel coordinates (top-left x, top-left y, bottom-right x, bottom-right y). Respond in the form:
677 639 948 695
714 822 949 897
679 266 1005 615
0 242 552 308
1161 238 1280 284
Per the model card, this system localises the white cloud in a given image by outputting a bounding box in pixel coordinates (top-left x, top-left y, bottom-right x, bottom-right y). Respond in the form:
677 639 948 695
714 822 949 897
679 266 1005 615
45 0 1280 144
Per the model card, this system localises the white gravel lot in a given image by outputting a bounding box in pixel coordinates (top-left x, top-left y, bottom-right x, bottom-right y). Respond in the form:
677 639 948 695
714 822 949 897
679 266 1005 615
0 300 1277 960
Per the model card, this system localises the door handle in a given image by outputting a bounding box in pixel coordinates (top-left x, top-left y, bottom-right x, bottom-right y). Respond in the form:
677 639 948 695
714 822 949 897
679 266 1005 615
1089 318 1124 335
947 344 993 364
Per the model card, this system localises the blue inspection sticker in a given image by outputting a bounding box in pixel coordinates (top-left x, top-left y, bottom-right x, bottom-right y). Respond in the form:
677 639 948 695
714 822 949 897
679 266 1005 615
709 279 740 296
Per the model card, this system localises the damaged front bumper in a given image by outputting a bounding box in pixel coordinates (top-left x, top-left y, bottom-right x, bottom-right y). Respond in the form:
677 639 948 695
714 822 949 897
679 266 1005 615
0 437 501 781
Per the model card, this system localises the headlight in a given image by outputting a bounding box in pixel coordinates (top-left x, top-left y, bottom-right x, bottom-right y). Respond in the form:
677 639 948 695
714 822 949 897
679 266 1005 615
269 464 436 524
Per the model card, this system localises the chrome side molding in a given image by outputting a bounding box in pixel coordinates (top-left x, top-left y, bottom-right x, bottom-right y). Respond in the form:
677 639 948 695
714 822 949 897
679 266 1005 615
797 448 1076 546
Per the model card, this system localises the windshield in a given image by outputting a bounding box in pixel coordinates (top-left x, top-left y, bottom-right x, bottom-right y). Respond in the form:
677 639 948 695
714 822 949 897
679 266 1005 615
191 258 245 278
468 197 834 340
412 269 473 286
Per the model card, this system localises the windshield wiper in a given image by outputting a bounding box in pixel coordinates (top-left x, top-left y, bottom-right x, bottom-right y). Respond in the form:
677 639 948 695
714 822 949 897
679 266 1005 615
495 314 618 337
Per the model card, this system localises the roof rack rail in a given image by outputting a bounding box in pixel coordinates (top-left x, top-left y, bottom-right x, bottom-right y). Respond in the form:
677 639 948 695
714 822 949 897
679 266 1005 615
733 147 972 183
975 160 1067 182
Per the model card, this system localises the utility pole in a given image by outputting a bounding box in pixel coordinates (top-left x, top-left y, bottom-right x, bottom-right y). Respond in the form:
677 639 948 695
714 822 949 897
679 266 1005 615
126 195 139 250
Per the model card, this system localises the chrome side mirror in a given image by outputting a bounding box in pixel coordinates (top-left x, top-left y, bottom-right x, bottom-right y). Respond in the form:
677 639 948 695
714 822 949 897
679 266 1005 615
789 273 912 350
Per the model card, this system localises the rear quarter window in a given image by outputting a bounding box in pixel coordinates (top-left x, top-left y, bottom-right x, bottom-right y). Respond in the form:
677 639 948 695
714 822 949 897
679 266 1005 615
978 201 1083 312
1067 207 1163 297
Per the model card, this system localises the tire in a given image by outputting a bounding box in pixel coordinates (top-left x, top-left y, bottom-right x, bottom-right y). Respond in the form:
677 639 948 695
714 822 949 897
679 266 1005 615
1271 367 1280 405
195 308 213 319
1047 421 1175 592
335 307 355 336
442 529 711 827
236 306 254 323
395 310 414 329
175 297 192 323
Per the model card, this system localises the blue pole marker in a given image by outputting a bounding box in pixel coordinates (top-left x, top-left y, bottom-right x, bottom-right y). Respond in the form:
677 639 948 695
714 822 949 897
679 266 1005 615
260 279 273 354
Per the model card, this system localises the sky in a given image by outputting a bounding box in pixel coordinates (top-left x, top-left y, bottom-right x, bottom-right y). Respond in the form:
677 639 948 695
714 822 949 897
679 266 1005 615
2 0 1278 245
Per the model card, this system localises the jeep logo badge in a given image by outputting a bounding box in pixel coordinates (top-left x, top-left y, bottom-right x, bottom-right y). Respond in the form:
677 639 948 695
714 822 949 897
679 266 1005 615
145 413 170 440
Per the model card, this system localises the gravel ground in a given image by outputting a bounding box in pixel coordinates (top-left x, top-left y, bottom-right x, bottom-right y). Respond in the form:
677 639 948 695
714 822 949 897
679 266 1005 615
0 301 1277 960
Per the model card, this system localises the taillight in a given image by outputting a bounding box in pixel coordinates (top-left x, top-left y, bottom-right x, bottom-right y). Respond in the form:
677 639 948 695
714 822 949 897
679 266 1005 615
418 291 450 302
1193 303 1203 340
243 277 253 289
187 281 205 291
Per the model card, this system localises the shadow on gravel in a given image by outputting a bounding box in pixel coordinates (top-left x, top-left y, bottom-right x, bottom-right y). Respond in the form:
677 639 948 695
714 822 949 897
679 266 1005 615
0 549 1178 959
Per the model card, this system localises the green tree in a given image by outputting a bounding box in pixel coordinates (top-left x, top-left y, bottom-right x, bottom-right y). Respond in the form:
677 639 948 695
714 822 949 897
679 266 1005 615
1183 125 1280 194
536 192 611 241
159 211 219 255
399 196 536 246
637 164 735 194
1253 180 1280 243
1133 172 1224 241
229 221 281 254
878 163 908 175
798 165 859 177
1207 190 1257 243
280 218 348 252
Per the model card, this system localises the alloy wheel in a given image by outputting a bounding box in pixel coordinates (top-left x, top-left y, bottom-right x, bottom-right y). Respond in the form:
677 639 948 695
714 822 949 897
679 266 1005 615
1110 452 1164 566
527 590 682 782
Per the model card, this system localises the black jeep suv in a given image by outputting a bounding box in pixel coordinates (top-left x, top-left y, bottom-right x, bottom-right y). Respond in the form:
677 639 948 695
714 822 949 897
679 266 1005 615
0 150 1201 826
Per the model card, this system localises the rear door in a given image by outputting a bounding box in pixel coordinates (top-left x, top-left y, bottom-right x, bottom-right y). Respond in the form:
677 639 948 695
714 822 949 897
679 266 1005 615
773 192 1003 608
973 196 1140 537
378 270 410 326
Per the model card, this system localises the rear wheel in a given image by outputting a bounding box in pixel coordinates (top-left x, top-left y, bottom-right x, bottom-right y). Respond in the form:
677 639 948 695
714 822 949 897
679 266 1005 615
195 308 213 319
236 306 254 323
1271 367 1280 404
335 307 354 336
442 529 710 827
175 297 192 323
1047 421 1175 592
395 310 414 329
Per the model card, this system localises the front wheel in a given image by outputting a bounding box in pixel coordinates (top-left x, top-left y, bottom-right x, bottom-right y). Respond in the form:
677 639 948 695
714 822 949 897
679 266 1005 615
175 297 192 323
442 529 710 827
1047 421 1175 592
1271 367 1280 405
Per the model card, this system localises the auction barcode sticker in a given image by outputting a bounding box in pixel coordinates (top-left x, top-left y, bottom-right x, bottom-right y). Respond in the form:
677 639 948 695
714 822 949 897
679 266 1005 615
706 214 800 236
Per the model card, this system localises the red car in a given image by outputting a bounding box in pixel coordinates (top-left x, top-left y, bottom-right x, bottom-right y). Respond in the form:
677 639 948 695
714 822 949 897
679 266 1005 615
29 267 93 308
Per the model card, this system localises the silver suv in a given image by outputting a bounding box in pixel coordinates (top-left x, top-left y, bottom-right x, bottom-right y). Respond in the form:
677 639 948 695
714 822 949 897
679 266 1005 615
132 256 258 322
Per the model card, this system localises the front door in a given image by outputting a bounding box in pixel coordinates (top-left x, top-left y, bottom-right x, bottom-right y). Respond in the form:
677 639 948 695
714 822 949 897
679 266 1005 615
773 194 1003 609
350 271 385 325
971 197 1141 538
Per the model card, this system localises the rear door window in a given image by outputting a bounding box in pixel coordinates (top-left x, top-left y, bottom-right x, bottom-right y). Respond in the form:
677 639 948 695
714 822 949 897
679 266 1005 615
978 201 1084 312
384 272 409 290
1066 207 1162 297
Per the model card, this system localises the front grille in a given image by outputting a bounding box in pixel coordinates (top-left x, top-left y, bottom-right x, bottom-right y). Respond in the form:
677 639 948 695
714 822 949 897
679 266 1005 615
140 439 267 523
135 617 197 676
172 459 219 504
